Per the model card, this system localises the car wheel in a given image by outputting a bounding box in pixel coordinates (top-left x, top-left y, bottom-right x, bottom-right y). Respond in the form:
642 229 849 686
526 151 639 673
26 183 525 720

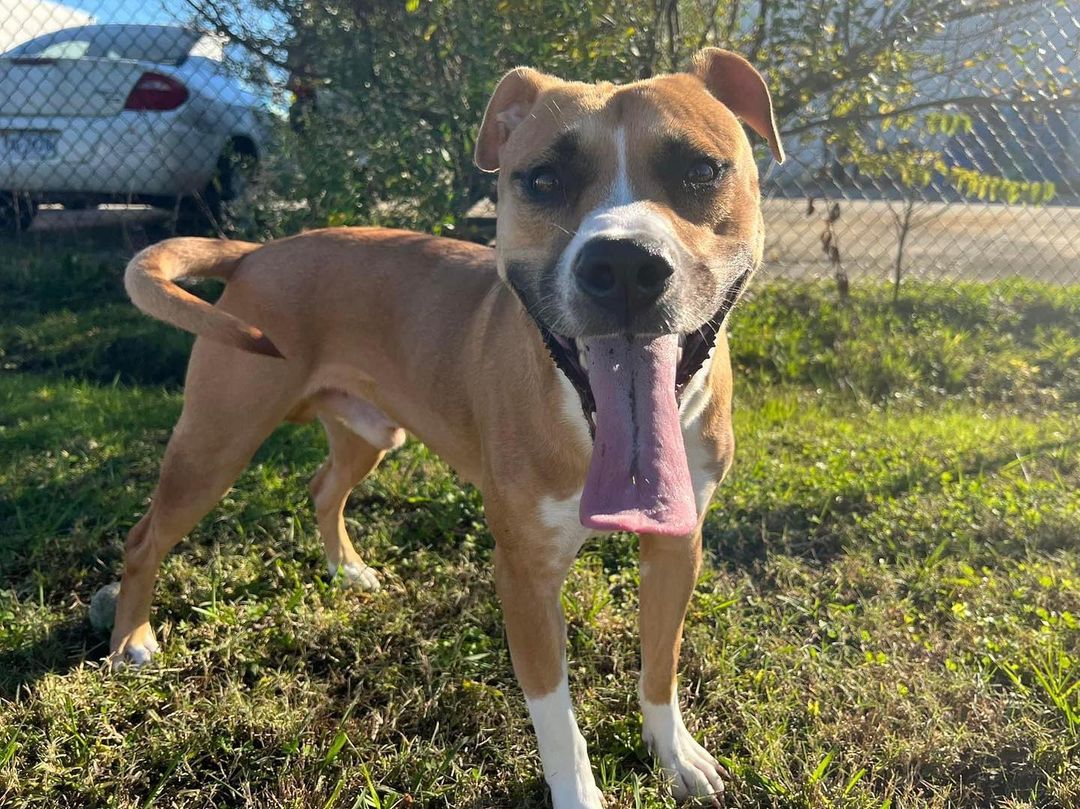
174 193 221 236
0 192 37 235
216 143 258 203
174 145 258 236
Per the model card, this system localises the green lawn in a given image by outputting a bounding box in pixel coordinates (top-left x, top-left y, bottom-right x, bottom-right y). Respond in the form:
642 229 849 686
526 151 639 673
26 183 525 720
1 244 1078 808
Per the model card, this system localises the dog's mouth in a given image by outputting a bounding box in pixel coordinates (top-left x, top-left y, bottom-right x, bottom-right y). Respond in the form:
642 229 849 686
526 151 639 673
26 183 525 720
537 268 750 434
525 270 750 538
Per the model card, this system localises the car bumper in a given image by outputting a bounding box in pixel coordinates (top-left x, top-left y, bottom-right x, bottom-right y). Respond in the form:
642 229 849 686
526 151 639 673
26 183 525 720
0 112 225 197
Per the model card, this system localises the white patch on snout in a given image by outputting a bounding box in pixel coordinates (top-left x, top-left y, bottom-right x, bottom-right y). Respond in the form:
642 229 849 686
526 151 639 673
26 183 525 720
611 125 633 206
559 201 685 276
527 673 606 808
556 127 689 324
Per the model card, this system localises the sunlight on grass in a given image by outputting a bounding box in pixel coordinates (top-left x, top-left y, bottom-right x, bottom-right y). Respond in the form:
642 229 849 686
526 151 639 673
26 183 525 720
0 250 1078 807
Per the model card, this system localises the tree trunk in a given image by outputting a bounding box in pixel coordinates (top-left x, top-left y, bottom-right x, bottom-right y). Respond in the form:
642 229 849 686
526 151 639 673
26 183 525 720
893 199 915 304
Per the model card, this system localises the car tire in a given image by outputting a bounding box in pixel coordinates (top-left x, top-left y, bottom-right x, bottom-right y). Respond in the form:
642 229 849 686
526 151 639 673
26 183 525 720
174 193 221 236
0 192 37 236
174 144 258 236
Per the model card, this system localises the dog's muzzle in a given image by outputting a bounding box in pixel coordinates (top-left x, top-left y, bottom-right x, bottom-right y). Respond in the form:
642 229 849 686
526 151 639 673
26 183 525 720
572 237 675 325
523 266 751 436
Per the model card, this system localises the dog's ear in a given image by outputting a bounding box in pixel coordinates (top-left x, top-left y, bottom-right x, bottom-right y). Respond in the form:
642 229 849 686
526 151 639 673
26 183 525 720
474 67 554 172
692 48 784 164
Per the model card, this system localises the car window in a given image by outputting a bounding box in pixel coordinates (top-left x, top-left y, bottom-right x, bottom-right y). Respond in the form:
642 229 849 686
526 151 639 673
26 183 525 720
3 30 64 57
31 40 92 59
7 34 92 60
4 26 203 64
89 26 199 64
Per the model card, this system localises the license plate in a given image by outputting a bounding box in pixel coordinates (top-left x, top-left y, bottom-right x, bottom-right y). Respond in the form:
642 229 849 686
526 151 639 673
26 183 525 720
0 130 58 160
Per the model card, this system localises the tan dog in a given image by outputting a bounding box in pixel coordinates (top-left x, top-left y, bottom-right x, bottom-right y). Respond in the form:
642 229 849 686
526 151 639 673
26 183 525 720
114 48 783 807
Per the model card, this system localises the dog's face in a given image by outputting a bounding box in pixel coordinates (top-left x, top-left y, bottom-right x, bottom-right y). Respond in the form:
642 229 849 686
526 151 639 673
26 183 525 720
474 50 784 536
475 49 783 388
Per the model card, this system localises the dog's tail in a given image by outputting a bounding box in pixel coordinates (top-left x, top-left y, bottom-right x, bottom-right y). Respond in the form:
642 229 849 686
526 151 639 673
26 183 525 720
124 237 283 358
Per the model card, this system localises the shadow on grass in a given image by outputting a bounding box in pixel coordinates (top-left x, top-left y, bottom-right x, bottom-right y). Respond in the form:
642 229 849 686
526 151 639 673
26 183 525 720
5 427 1076 694
704 433 1080 570
459 777 548 808
0 614 109 697
0 461 144 587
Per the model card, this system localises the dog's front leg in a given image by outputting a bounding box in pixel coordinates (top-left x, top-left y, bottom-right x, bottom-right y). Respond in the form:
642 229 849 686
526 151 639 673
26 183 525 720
639 530 726 804
494 539 604 809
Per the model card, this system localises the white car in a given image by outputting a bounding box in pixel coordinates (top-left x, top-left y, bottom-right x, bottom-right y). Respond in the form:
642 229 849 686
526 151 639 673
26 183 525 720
0 24 268 233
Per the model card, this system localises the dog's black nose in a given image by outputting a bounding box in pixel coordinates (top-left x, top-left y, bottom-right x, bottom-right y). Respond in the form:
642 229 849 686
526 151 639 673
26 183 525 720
573 238 674 319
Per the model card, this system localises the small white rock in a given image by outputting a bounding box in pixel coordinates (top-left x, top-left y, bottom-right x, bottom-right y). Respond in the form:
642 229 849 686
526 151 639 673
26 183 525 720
89 582 121 632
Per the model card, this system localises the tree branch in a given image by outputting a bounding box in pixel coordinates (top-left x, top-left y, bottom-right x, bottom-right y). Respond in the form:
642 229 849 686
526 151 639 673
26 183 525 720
780 93 1073 137
748 0 771 64
182 0 293 70
693 0 719 51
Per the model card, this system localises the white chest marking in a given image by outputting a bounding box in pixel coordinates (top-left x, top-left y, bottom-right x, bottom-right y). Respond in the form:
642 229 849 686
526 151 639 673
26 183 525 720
555 368 593 456
682 424 719 519
679 352 720 518
547 349 720 532
538 488 594 563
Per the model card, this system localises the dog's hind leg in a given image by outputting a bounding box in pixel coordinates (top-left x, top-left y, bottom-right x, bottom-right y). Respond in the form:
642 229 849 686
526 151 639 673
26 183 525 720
310 401 399 591
110 349 298 668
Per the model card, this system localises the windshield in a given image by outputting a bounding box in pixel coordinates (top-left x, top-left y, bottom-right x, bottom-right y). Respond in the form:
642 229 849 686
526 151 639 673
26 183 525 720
3 25 204 65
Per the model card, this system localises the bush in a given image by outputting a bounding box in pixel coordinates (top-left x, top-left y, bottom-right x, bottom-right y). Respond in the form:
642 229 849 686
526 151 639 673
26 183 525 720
4 245 1078 406
732 280 1080 406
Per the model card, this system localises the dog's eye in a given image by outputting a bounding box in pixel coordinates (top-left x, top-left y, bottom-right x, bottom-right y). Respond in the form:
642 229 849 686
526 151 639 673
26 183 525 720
527 166 561 197
685 159 725 185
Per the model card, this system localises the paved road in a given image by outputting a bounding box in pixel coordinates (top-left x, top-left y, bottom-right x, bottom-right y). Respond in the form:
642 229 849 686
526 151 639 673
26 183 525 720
27 199 1080 286
761 198 1079 285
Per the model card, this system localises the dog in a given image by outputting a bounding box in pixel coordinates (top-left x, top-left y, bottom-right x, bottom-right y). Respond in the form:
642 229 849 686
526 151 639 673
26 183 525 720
113 48 783 807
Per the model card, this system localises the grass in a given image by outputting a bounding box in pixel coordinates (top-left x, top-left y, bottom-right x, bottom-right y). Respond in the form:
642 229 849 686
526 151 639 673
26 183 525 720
1 242 1079 808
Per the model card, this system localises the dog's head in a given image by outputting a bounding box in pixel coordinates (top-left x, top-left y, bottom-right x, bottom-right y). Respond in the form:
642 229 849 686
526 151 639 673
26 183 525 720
474 50 783 537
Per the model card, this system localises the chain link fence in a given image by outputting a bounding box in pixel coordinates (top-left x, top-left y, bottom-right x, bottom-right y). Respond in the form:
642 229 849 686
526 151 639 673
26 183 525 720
1 1 265 242
759 1 1080 287
1 0 1077 287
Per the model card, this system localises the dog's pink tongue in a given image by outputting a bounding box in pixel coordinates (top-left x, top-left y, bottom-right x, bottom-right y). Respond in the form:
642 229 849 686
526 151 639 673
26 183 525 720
579 334 697 537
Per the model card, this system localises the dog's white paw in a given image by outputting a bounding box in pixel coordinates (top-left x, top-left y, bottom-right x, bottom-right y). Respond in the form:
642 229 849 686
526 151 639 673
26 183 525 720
643 700 726 804
329 561 381 591
110 630 160 670
528 679 606 809
548 777 607 809
652 730 725 803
